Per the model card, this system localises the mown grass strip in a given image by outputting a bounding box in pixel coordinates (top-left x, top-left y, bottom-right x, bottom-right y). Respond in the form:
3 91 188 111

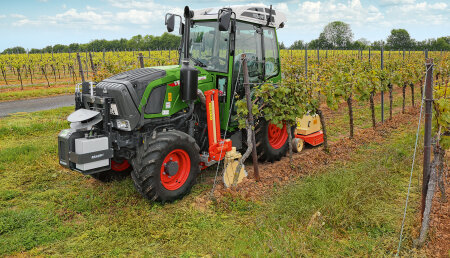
0 106 421 256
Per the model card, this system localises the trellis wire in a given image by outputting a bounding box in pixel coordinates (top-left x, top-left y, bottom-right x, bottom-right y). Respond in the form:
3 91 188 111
396 64 431 256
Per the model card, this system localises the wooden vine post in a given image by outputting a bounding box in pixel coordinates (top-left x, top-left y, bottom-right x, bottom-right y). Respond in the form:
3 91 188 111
89 52 96 77
421 58 433 218
368 48 376 128
138 53 144 68
242 54 260 181
85 51 89 79
76 53 85 83
415 58 442 248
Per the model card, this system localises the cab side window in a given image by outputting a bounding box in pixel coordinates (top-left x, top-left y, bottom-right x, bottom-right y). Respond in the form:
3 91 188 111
263 27 279 79
233 22 263 85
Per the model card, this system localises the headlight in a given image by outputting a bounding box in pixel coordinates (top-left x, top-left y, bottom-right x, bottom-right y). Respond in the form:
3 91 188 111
115 119 131 131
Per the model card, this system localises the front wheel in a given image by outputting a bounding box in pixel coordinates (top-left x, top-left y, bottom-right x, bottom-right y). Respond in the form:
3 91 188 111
89 159 132 182
255 119 290 162
131 130 200 202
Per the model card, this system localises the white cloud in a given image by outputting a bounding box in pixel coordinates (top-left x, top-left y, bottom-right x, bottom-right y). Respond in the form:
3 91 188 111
108 0 160 9
299 1 322 23
400 2 448 10
12 19 41 26
108 0 183 14
86 5 97 11
10 14 26 19
385 1 449 25
0 15 6 19
10 9 114 29
116 10 155 24
380 0 415 5
49 9 112 25
7 4 176 31
281 0 385 32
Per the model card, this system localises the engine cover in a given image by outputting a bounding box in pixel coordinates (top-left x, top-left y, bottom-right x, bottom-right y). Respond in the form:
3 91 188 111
93 68 167 129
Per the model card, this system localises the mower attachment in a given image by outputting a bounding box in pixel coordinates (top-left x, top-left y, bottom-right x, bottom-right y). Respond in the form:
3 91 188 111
294 114 324 148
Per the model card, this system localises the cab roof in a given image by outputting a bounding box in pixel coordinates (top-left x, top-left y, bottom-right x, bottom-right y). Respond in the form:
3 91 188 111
193 5 287 29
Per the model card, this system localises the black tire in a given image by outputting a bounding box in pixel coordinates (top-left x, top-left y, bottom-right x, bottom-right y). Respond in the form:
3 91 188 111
89 159 132 182
255 119 290 162
130 130 200 203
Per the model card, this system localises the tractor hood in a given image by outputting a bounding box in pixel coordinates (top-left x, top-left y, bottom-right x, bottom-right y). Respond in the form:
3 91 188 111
91 64 212 130
97 67 167 109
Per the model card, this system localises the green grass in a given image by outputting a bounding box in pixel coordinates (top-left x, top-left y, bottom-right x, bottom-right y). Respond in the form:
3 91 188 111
0 86 73 102
0 105 423 256
255 130 422 256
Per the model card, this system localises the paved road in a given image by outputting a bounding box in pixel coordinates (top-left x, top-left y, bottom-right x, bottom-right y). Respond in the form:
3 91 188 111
0 95 74 118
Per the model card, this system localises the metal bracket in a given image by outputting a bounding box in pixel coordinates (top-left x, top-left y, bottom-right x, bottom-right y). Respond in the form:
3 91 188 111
69 148 114 164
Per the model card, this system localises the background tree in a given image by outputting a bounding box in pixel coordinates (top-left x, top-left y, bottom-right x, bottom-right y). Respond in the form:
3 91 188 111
351 38 370 49
371 40 385 50
309 33 332 49
2 46 26 54
52 44 68 53
127 34 144 50
68 43 80 52
417 36 450 50
29 48 41 54
289 40 305 50
350 41 367 50
322 21 353 49
1 33 181 54
386 29 412 50
433 37 450 50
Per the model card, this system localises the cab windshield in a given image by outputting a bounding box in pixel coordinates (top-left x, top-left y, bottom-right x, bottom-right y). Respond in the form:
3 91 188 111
185 21 230 73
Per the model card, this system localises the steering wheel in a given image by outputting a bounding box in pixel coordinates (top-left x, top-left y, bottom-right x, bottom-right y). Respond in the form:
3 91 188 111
265 61 275 76
212 56 228 62
235 53 259 76
210 55 228 66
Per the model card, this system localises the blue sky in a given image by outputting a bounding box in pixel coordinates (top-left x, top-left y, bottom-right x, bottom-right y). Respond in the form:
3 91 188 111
0 0 449 51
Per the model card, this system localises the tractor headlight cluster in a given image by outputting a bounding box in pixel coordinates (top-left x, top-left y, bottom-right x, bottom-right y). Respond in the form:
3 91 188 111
115 119 131 131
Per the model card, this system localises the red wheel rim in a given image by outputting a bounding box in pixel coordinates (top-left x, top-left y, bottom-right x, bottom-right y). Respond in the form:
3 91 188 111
111 159 130 172
160 149 191 190
268 122 288 149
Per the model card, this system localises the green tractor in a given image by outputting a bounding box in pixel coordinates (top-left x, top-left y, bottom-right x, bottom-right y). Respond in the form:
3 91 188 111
58 5 288 202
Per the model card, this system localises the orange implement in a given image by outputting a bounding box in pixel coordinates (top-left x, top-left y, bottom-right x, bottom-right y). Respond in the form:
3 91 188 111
204 89 232 161
295 130 324 146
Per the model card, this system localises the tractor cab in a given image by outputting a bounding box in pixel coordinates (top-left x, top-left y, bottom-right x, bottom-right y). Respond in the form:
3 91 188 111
166 5 286 127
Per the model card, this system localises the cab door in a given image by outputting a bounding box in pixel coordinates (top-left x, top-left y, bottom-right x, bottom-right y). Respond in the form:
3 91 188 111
262 27 281 82
231 22 264 97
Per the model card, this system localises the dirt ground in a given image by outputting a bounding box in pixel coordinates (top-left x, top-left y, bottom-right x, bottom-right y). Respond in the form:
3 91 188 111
208 106 419 202
425 166 450 257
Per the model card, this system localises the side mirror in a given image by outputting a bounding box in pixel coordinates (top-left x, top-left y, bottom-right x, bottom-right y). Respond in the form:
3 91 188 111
165 14 175 33
218 11 231 31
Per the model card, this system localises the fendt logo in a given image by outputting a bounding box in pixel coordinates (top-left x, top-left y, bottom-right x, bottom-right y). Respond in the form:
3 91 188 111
91 153 104 159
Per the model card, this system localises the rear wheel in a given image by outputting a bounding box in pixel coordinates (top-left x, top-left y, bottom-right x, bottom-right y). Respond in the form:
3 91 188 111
255 119 290 162
131 130 200 202
90 159 132 182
